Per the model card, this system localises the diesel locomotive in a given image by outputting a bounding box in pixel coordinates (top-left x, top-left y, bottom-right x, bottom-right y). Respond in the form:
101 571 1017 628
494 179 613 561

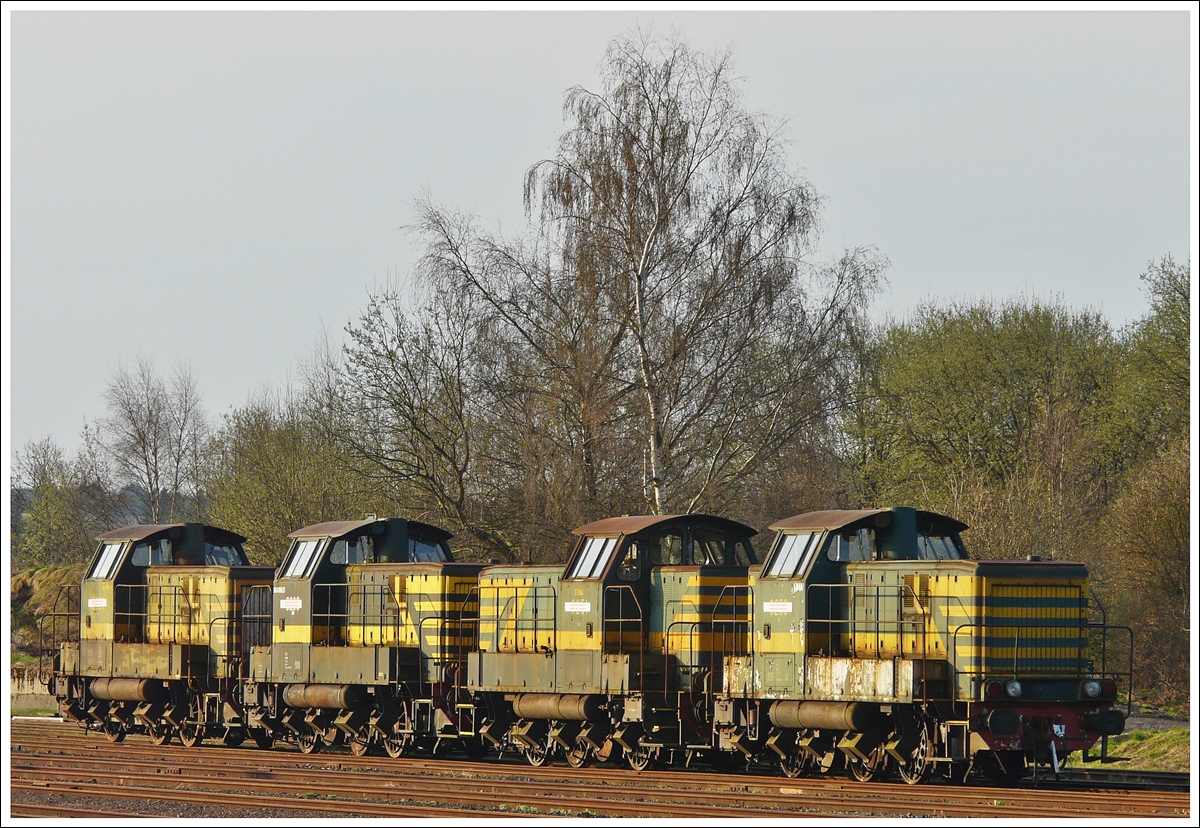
39 506 1131 783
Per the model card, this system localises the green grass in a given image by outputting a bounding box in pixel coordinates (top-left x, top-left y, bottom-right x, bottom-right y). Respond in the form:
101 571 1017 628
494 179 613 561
1067 727 1191 772
1105 728 1191 772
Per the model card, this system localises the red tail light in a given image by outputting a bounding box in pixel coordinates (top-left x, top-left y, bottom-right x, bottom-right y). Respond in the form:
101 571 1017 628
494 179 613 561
1100 679 1117 698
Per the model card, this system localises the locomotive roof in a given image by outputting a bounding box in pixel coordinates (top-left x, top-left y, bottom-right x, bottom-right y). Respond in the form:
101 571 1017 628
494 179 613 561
95 524 248 544
769 508 968 534
288 518 453 542
572 513 757 538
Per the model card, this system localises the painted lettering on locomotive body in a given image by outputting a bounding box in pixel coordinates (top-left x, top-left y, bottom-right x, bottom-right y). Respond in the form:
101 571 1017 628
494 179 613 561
39 507 1130 782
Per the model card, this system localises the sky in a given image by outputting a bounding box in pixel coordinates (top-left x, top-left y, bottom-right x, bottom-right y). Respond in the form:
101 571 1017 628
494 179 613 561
4 6 1196 458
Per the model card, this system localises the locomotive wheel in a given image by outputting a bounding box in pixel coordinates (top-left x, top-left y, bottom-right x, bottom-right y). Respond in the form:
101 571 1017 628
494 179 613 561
223 728 247 748
594 737 618 763
252 730 275 750
322 726 343 748
897 721 934 785
148 723 173 746
103 721 125 743
383 732 412 759
349 733 372 756
564 744 590 768
179 724 203 748
523 743 551 767
780 748 813 779
847 741 890 782
297 726 321 755
626 745 658 772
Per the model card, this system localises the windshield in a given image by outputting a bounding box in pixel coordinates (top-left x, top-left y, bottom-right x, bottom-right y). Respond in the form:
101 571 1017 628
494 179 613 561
916 532 963 561
410 538 448 562
89 542 126 579
566 536 618 579
763 531 822 578
206 541 248 566
281 539 324 578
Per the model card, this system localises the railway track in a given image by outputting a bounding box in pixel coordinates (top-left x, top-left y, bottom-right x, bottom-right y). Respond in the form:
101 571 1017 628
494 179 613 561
9 718 1191 819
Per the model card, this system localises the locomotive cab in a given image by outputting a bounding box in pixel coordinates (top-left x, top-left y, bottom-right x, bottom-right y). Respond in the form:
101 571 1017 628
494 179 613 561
267 517 455 681
563 515 757 693
726 506 1130 783
49 523 273 745
252 517 485 757
74 523 267 676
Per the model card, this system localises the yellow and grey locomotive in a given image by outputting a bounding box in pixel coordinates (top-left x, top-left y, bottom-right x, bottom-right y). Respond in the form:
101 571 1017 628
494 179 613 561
241 517 486 756
42 523 274 746
40 506 1131 784
467 514 757 769
719 507 1130 782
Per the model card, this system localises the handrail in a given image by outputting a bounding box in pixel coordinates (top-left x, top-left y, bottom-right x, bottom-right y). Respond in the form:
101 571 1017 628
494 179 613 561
474 583 559 654
600 584 643 654
802 581 932 699
37 584 81 683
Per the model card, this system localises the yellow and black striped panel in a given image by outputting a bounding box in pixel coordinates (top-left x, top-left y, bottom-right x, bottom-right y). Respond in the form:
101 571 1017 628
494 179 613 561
345 564 483 658
836 561 1090 683
477 566 560 654
971 582 1089 675
650 569 752 665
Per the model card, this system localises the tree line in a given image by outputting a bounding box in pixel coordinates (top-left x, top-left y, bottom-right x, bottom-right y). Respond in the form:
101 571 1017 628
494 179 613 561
9 32 1189 705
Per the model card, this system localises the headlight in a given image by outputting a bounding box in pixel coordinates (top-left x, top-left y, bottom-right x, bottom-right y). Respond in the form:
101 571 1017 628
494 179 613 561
1006 680 1023 698
1083 680 1102 698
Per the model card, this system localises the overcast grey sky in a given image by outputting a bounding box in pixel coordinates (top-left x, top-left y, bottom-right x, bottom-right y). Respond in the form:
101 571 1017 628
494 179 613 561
5 8 1194 457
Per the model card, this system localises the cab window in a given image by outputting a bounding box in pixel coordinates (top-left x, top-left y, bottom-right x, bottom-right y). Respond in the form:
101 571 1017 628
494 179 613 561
764 531 821 578
691 529 726 565
916 533 963 561
330 535 373 565
281 539 325 578
131 539 173 567
409 537 448 563
205 541 248 566
89 542 126 579
646 532 684 565
566 536 618 579
617 540 642 581
827 529 875 562
731 539 755 566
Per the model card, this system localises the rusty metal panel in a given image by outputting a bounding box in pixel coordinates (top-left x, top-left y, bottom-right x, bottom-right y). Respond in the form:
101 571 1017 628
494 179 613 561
723 655 754 697
112 642 174 679
466 651 558 691
769 509 967 534
80 638 112 676
600 654 631 693
288 519 377 539
95 524 184 543
309 645 381 684
804 656 915 702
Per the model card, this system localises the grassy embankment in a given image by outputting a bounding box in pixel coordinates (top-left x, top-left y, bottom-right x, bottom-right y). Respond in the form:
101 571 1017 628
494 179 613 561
1084 728 1192 773
11 565 85 665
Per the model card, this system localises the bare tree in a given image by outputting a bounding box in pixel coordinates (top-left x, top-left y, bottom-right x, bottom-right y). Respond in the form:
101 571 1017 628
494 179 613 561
420 31 882 515
100 357 208 523
338 276 536 561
